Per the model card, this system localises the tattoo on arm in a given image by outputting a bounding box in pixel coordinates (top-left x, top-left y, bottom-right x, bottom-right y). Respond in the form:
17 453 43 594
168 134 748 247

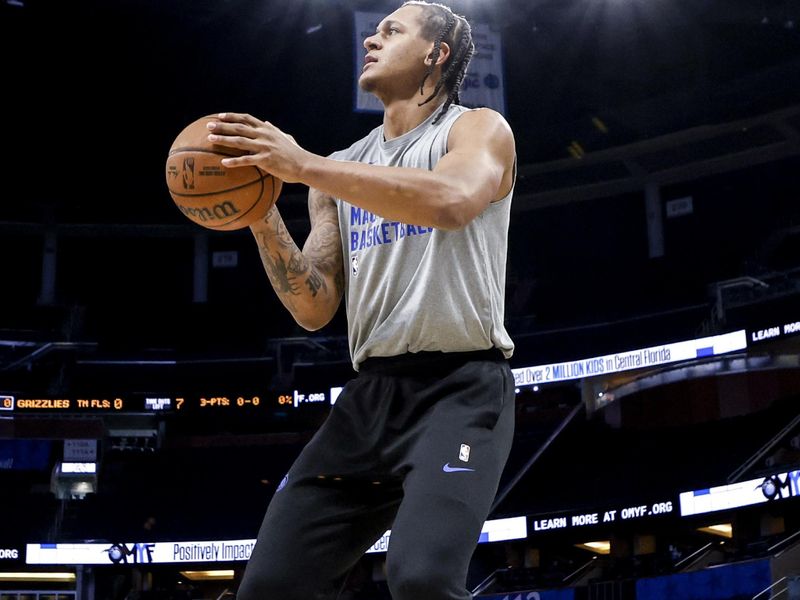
334 269 344 298
254 208 312 309
257 246 301 295
304 189 345 298
305 267 327 297
252 192 343 323
273 211 296 249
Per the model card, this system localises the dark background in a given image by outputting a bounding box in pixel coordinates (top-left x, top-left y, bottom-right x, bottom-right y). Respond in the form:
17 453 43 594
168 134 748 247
2 0 799 212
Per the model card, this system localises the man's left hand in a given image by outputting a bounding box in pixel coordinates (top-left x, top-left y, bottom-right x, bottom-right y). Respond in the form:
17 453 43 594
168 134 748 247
206 112 310 183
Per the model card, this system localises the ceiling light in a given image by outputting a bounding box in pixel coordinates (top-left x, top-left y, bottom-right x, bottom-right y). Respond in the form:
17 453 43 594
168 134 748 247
0 572 76 582
575 541 611 554
179 570 235 581
698 523 732 538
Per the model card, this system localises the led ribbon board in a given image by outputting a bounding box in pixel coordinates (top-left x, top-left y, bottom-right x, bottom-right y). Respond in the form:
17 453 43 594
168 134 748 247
366 516 527 554
679 469 800 516
512 330 748 387
26 517 527 565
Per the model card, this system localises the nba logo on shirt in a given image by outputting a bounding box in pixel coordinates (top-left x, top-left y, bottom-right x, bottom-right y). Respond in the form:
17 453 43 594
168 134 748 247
351 254 359 277
459 444 471 463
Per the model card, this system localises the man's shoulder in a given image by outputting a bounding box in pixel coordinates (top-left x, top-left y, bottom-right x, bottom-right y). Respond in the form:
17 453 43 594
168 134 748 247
448 106 514 147
451 106 510 129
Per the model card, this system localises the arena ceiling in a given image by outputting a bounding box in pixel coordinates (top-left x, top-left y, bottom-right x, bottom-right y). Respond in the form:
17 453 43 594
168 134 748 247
2 0 799 223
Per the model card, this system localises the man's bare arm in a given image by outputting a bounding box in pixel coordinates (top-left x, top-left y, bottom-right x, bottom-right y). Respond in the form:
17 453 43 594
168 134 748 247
208 109 515 231
296 109 515 230
250 188 344 331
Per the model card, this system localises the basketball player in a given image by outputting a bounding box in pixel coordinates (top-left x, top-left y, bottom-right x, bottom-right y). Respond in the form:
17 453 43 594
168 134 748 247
207 2 516 598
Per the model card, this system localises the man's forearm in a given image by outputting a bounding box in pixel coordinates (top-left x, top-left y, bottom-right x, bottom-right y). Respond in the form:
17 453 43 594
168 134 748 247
250 206 337 330
298 155 468 230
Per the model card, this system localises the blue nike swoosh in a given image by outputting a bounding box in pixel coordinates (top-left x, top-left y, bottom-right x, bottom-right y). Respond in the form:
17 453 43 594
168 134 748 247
442 463 476 473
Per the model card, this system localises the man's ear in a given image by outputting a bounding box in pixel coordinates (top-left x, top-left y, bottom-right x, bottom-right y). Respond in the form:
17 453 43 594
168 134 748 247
425 41 451 66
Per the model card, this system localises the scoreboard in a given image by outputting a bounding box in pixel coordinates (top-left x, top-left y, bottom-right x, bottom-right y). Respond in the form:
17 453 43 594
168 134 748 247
3 316 796 417
0 388 344 416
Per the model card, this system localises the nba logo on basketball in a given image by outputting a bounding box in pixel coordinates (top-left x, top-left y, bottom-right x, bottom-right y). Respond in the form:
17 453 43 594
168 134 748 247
182 157 195 190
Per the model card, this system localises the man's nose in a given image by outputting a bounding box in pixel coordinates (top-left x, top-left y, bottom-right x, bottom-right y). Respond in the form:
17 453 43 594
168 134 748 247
363 34 380 51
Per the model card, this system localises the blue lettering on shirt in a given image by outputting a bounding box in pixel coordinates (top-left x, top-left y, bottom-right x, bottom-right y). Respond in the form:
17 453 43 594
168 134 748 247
348 204 432 254
350 206 380 226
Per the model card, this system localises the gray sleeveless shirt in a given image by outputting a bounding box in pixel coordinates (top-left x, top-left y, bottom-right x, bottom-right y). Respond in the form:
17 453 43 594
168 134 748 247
330 105 515 370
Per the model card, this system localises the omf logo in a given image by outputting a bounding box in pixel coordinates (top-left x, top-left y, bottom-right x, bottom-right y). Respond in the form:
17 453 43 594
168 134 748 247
760 471 800 501
105 543 155 564
0 548 20 560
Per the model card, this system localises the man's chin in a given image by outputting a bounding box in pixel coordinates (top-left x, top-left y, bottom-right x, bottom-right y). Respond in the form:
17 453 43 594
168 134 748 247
358 74 377 93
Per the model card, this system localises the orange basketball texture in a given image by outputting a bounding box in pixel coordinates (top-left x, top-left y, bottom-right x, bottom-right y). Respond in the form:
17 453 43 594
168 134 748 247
165 115 282 231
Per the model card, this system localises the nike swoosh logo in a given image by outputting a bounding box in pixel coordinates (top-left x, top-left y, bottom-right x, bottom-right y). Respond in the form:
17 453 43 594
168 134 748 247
443 463 476 473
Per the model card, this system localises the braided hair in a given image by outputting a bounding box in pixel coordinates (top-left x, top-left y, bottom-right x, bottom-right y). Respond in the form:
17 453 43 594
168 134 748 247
402 1 475 124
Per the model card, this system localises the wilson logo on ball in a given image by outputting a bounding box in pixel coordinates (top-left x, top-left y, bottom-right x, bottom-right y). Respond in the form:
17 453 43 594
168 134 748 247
176 201 241 223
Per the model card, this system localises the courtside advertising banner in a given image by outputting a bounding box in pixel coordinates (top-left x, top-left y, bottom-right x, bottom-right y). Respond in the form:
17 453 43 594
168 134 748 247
27 517 526 565
511 330 748 387
26 540 257 566
367 516 526 554
679 469 800 517
354 11 506 114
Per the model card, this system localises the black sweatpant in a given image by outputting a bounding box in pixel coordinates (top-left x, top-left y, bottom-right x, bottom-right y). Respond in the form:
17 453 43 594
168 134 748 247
237 349 516 600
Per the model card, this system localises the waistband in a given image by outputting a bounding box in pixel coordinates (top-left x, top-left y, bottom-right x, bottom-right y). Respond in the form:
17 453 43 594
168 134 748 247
359 348 506 376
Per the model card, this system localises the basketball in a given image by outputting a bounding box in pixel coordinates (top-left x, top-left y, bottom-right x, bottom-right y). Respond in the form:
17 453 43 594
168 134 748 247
165 115 282 231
